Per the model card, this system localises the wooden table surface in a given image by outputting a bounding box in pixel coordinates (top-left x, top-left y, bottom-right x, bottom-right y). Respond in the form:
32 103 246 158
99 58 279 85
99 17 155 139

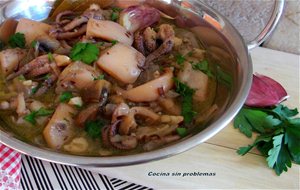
87 47 300 189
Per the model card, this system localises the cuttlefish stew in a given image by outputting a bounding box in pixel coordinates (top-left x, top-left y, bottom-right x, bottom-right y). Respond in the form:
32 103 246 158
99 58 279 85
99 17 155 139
0 4 222 156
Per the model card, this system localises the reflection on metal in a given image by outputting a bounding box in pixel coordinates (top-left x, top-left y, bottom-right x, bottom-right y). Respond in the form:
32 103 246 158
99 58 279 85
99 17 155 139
0 0 55 22
247 0 285 50
203 13 222 30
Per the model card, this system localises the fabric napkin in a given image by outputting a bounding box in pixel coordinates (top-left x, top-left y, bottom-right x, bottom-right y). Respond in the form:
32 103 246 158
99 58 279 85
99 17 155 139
0 144 21 190
0 143 152 190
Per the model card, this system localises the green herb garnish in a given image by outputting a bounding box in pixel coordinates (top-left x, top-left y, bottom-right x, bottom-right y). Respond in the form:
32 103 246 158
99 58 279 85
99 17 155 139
175 54 185 66
176 128 188 137
35 108 55 116
85 120 105 139
75 104 82 109
111 40 119 46
235 104 300 175
24 107 54 125
31 85 40 94
8 32 26 48
93 74 105 81
59 91 73 103
111 7 122 21
181 91 197 124
234 108 269 137
70 42 99 65
31 87 38 94
174 78 197 124
111 12 119 21
17 75 26 81
216 66 232 86
24 113 36 125
112 7 122 12
40 73 51 80
30 40 38 48
190 60 214 78
48 52 54 62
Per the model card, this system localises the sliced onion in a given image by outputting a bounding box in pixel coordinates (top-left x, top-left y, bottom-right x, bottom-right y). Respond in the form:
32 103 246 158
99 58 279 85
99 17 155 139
119 5 160 33
245 74 288 107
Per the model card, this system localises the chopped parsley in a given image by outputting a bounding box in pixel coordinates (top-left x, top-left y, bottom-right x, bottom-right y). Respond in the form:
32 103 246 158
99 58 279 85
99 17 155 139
17 75 26 81
111 40 119 46
70 42 99 65
235 104 300 175
48 52 54 62
111 7 122 12
85 120 106 139
24 114 36 125
30 40 38 48
190 60 214 78
31 87 38 94
111 12 119 21
24 107 54 125
176 127 188 137
8 32 26 48
175 54 185 66
31 85 40 94
174 78 197 124
75 104 83 109
40 73 51 80
93 74 105 81
174 78 195 98
111 7 122 21
59 91 73 103
216 66 232 86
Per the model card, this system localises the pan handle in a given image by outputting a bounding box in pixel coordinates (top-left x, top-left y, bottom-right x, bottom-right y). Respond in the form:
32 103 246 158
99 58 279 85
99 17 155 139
247 0 285 50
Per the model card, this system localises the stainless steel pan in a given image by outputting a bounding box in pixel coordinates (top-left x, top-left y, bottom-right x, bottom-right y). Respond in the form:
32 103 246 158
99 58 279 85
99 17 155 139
0 0 284 167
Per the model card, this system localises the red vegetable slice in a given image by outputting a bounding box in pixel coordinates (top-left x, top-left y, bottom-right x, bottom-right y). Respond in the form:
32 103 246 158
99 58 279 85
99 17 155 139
245 74 288 107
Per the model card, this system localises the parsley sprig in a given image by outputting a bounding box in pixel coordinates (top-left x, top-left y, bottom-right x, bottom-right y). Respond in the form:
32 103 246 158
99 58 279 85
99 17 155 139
8 32 26 48
175 51 221 81
175 52 194 67
216 66 232 86
234 104 300 175
59 91 73 103
111 40 119 46
24 107 54 125
174 78 197 124
175 54 186 66
93 74 105 81
70 42 99 65
176 127 188 137
85 120 105 139
190 60 214 78
111 7 122 22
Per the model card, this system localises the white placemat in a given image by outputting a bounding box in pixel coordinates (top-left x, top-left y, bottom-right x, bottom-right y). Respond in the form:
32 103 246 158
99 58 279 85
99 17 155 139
20 155 153 190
